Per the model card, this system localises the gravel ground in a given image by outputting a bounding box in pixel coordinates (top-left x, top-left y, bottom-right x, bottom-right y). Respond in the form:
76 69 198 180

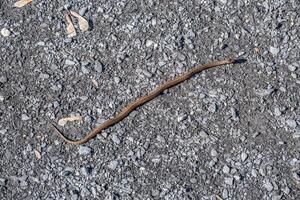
1 0 300 199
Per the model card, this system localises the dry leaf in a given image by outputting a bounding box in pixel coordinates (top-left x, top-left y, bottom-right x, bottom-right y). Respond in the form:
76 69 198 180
34 149 41 160
215 195 224 200
65 14 76 38
14 0 32 7
58 115 83 126
70 11 89 31
91 79 99 88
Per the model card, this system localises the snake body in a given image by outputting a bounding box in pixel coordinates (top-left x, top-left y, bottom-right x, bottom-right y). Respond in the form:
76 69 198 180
53 58 235 144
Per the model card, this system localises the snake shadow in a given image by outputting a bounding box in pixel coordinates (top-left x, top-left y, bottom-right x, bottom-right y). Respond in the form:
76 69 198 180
233 58 247 64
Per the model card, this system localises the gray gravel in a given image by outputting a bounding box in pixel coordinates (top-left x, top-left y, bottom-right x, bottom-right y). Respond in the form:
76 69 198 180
1 0 300 199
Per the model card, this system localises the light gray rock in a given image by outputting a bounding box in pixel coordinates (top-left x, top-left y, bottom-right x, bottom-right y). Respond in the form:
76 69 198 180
65 59 76 65
114 77 121 84
78 146 93 155
241 152 248 162
263 179 274 192
156 135 166 143
211 149 218 157
208 103 217 113
223 165 230 174
269 46 279 55
1 28 11 37
274 107 282 116
224 177 234 186
286 119 297 129
111 133 121 144
21 114 31 121
94 61 104 73
0 93 4 102
108 160 118 170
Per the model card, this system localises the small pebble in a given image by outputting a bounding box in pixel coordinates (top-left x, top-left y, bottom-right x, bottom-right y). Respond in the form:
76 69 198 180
177 53 186 61
156 135 166 143
208 160 216 167
108 160 118 170
241 152 248 162
81 166 93 176
224 177 234 186
211 149 218 157
81 66 90 74
21 114 31 121
199 131 208 138
61 167 75 176
288 64 297 72
177 114 187 122
151 189 159 196
292 172 300 181
20 181 28 187
79 7 88 16
1 28 11 37
223 165 230 174
0 93 4 101
78 146 93 155
146 40 154 47
283 186 291 195
263 179 274 192
286 119 297 129
0 76 7 83
230 107 238 120
0 178 6 186
190 178 197 183
94 61 104 73
255 86 274 97
142 70 152 78
36 41 45 46
208 102 217 113
111 133 121 144
274 107 282 116
222 189 229 199
65 59 76 65
114 77 121 84
269 46 279 55
293 128 300 138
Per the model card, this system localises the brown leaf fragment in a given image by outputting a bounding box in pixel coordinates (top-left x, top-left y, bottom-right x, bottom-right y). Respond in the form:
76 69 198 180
14 0 33 8
70 11 89 31
58 115 83 126
91 79 99 88
34 149 41 160
65 14 76 38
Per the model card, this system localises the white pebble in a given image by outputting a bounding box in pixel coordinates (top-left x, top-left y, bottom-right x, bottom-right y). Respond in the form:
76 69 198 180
211 149 218 157
78 146 93 155
224 177 234 186
274 107 281 116
223 165 230 174
65 59 76 65
1 28 11 37
146 40 154 47
269 46 279 55
0 94 4 101
21 114 31 121
241 152 248 162
108 160 118 170
208 102 217 113
286 119 297 129
114 77 121 84
288 64 297 72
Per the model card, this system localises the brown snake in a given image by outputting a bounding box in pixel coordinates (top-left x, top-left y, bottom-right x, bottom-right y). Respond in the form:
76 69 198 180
52 58 235 144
